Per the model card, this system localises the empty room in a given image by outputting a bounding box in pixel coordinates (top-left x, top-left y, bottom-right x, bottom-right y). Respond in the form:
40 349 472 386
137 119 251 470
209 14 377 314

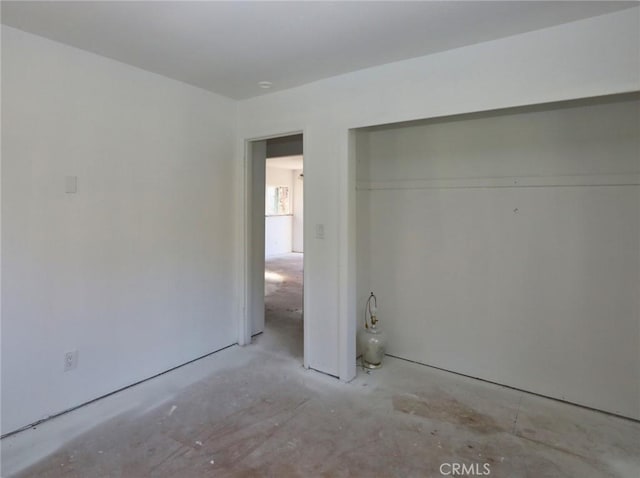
1 2 639 477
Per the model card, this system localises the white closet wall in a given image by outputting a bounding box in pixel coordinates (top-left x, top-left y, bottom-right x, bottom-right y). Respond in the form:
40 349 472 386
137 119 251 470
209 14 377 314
356 95 640 418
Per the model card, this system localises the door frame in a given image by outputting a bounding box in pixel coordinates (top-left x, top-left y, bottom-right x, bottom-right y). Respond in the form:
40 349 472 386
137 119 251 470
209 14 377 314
240 130 308 368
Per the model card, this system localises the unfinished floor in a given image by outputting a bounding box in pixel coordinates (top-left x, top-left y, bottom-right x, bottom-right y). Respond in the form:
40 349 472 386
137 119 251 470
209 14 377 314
2 253 639 477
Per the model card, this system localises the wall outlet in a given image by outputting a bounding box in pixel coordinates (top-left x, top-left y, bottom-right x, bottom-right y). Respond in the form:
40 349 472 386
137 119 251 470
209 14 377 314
64 350 78 372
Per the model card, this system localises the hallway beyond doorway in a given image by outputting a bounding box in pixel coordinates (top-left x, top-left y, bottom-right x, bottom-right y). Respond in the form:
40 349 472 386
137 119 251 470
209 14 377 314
256 253 303 361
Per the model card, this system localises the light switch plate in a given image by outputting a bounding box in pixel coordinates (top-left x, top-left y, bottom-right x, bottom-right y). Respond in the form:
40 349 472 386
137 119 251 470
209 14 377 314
64 350 78 371
315 224 325 239
65 176 77 194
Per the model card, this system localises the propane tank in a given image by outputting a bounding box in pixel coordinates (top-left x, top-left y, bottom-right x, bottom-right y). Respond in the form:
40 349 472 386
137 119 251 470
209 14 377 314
359 292 387 369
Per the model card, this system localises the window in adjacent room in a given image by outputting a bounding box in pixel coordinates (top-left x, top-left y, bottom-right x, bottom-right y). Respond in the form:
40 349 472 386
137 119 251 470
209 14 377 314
266 186 290 215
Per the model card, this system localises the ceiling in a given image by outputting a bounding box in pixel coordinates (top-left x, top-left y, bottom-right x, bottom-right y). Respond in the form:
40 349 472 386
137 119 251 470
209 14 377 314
2 1 636 100
267 156 304 170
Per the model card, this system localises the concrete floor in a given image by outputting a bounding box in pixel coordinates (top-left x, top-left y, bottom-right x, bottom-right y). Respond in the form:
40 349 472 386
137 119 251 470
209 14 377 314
2 253 639 477
261 253 304 362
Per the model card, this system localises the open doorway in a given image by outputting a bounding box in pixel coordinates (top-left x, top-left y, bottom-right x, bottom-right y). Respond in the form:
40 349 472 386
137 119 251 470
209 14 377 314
244 133 304 364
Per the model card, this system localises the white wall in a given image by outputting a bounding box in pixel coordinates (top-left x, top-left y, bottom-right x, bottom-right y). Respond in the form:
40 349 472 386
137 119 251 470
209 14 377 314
356 95 639 419
266 164 294 193
292 169 304 253
265 215 292 257
236 9 640 382
2 7 639 434
265 165 293 257
1 26 237 434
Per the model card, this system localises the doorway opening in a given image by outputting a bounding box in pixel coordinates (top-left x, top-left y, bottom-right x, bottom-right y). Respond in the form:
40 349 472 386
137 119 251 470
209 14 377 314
244 133 305 365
